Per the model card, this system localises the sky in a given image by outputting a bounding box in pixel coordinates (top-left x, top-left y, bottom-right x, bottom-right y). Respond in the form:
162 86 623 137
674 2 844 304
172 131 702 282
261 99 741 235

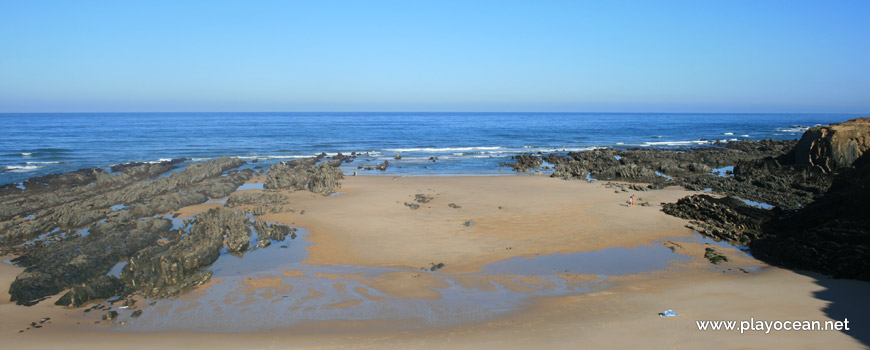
0 0 868 113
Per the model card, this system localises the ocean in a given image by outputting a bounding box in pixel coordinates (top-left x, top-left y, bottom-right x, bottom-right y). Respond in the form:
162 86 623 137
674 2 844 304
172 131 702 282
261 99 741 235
0 112 858 185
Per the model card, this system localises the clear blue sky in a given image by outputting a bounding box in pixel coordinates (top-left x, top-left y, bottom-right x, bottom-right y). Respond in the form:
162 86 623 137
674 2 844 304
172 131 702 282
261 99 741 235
1 0 868 113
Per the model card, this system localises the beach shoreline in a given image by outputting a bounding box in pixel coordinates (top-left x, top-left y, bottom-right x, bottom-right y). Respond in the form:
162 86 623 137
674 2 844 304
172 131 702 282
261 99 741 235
2 174 868 348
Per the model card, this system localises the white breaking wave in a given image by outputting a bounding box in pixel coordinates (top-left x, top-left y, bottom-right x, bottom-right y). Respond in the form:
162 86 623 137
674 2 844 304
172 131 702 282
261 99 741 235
5 165 40 172
384 146 503 153
740 134 750 137
25 161 60 165
723 132 734 136
640 140 711 147
21 152 32 157
777 126 812 133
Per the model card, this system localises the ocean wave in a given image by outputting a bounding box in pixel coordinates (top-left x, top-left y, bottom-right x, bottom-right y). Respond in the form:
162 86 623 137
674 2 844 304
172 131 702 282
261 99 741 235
723 132 734 136
640 140 711 147
21 152 32 157
5 165 40 172
776 125 816 133
383 146 504 153
25 161 61 165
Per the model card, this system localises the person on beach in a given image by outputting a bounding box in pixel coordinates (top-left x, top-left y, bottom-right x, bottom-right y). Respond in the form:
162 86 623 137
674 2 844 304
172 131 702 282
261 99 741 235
629 195 635 207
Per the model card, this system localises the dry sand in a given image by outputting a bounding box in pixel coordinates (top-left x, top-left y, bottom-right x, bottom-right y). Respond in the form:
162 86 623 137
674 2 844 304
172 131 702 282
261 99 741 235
2 175 867 349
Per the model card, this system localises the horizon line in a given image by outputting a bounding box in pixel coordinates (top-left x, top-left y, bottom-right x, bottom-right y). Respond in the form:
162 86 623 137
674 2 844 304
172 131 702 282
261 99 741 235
0 111 866 115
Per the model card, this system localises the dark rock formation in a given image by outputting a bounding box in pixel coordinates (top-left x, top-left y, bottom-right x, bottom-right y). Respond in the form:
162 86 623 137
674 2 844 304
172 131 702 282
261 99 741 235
501 154 543 172
662 195 774 246
8 215 172 305
1 158 266 305
264 157 344 195
121 208 249 297
55 275 125 308
226 192 288 208
754 151 870 280
659 118 870 280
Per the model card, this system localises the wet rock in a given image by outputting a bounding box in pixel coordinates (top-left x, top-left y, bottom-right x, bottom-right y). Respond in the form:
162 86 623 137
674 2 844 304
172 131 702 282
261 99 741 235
404 202 420 210
448 203 461 209
130 310 143 318
9 216 172 305
704 247 728 264
1 158 249 252
102 310 118 321
55 275 125 308
226 192 288 208
430 263 445 271
375 160 389 171
501 154 542 172
661 195 774 246
120 207 294 298
414 194 433 203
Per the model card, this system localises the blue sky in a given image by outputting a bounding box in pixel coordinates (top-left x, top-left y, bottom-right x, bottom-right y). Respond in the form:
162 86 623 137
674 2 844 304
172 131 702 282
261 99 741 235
0 0 868 113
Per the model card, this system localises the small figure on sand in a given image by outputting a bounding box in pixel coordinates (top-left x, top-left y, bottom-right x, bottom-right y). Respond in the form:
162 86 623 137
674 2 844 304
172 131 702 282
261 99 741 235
629 195 635 207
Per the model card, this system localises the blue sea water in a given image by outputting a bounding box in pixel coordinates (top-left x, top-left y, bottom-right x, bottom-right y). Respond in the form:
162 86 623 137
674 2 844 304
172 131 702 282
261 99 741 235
0 112 857 185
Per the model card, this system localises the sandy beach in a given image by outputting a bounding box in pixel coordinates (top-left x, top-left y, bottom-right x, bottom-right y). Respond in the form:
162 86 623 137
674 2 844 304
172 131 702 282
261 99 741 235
3 175 867 349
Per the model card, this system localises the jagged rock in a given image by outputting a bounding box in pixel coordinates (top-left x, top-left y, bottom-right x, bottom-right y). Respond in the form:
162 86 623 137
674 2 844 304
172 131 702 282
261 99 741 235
226 192 288 208
119 207 295 298
8 216 172 305
755 151 870 280
55 275 125 307
661 195 773 246
790 118 870 173
501 154 542 172
264 158 343 195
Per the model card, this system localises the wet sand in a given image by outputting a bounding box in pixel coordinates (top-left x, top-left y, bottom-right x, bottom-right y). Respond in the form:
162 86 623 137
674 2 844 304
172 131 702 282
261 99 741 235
2 175 868 349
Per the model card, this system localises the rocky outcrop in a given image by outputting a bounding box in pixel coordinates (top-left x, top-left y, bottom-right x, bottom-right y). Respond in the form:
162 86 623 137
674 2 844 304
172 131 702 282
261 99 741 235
264 158 344 195
662 195 773 246
755 152 870 280
545 139 826 209
55 275 125 308
501 154 543 172
226 192 288 208
790 118 870 173
121 207 294 298
657 118 870 280
1 158 264 305
8 215 172 305
0 158 250 251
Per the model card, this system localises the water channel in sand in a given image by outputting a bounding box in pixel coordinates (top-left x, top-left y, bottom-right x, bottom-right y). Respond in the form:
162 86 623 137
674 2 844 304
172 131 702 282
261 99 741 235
103 220 756 332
